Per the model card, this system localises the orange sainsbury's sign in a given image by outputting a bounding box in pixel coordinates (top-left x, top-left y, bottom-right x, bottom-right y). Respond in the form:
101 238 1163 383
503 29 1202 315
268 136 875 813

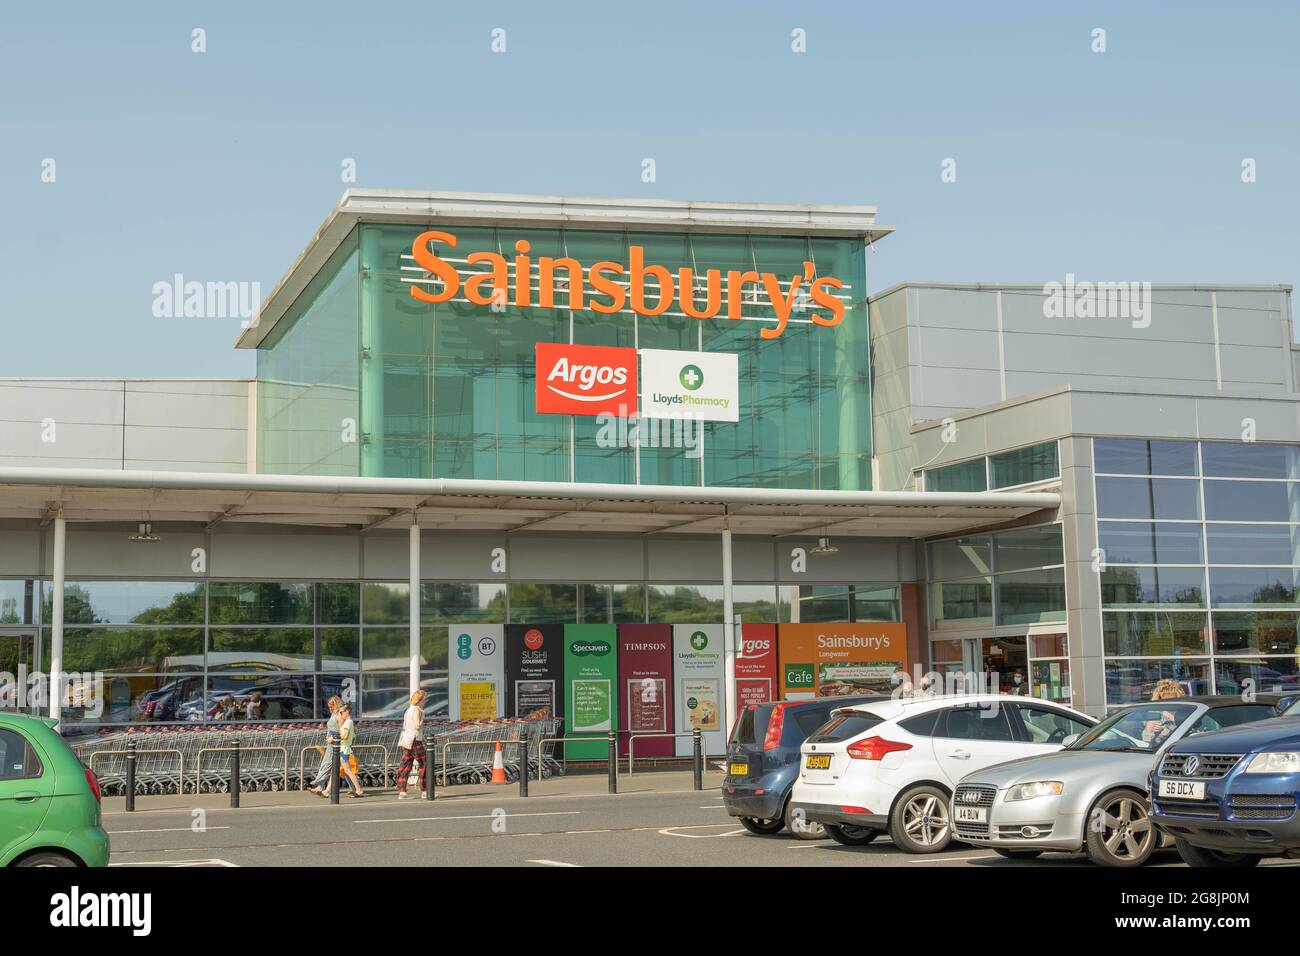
407 230 847 340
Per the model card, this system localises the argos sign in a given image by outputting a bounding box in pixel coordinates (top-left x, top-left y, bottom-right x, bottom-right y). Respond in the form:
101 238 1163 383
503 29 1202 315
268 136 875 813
535 343 638 416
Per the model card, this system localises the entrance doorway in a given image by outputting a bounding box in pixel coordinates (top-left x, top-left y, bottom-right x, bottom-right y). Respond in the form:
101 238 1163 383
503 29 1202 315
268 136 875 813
929 634 1029 694
0 630 37 714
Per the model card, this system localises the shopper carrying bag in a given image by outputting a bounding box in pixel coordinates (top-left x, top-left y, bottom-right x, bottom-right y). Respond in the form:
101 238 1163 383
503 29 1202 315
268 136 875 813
395 689 428 799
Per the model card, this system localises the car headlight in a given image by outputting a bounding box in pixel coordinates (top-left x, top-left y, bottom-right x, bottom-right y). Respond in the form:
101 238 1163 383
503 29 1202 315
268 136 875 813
1005 781 1064 802
1245 752 1300 774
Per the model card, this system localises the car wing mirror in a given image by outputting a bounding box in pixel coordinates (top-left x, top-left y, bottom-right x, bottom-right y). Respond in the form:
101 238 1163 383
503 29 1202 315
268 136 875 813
1061 733 1080 747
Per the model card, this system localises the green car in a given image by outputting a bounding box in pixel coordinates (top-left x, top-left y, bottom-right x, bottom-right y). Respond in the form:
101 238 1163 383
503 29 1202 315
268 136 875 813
0 713 109 867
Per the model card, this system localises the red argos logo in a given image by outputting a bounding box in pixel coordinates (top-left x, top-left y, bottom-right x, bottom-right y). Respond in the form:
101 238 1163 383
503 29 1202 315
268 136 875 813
524 628 545 650
535 343 638 417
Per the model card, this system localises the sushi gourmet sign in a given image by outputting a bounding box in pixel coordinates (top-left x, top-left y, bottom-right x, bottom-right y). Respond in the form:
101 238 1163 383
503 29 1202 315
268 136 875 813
407 230 848 340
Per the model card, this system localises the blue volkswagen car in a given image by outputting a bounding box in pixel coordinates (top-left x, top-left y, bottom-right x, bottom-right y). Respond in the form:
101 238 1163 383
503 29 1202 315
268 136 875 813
1151 696 1300 867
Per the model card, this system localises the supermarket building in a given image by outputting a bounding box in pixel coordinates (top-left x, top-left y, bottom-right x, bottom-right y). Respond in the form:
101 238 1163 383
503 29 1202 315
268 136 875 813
0 190 1297 742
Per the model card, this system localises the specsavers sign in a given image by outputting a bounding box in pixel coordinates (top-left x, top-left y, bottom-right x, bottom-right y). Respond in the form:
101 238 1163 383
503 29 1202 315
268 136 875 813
640 349 739 423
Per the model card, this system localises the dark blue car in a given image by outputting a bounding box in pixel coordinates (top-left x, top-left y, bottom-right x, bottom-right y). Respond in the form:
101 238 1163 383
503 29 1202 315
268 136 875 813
1151 696 1300 866
724 696 887 839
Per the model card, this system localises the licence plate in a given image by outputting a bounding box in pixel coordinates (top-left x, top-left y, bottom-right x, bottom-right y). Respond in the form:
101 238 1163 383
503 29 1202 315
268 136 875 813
729 762 749 777
1158 778 1206 800
954 805 987 824
805 754 832 770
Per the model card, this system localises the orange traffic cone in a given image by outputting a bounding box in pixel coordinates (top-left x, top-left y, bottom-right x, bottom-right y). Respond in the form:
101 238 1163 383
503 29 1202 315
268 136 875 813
490 740 508 784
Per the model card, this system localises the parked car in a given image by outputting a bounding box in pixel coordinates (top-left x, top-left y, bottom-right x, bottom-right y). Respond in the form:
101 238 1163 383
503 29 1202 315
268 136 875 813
724 696 887 838
789 694 1096 852
951 695 1283 866
0 713 109 867
1152 696 1300 867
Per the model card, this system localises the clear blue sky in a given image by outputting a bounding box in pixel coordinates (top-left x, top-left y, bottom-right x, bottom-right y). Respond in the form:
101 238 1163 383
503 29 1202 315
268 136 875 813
3 1 1296 377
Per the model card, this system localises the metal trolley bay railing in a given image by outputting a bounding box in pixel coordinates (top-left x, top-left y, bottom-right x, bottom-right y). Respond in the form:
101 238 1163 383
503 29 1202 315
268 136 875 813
72 716 564 798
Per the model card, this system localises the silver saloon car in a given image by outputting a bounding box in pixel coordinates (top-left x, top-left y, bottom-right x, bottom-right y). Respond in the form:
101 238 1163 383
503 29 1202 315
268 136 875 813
950 696 1283 866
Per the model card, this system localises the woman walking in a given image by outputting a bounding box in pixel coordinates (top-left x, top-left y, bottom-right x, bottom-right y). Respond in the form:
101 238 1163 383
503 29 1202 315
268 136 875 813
332 702 366 798
308 696 342 796
395 689 428 799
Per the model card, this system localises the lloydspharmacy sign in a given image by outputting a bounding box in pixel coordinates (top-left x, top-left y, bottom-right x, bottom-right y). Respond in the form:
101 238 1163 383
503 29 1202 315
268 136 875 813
640 349 739 423
404 230 848 340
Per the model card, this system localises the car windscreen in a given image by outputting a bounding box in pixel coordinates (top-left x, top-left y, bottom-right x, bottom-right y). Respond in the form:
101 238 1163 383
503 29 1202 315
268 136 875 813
806 711 884 744
1068 703 1197 753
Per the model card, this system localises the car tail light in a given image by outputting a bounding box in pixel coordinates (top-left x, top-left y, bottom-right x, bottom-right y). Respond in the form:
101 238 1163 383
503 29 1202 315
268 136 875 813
763 703 787 751
84 767 102 803
846 736 913 761
840 805 872 814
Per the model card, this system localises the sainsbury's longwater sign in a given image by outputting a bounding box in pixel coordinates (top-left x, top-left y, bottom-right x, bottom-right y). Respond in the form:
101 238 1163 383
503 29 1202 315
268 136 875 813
640 349 738 422
534 344 738 422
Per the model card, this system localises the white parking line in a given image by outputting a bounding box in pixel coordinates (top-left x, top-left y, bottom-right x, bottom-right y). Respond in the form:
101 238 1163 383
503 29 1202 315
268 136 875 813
108 826 232 835
659 824 747 838
528 859 581 867
111 858 238 867
353 811 582 824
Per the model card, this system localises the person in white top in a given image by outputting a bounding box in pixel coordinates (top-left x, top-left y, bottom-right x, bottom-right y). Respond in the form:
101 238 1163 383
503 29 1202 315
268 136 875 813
395 689 428 799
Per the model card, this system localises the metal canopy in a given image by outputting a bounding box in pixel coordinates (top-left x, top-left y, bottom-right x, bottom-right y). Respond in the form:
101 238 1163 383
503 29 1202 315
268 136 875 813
0 467 1058 538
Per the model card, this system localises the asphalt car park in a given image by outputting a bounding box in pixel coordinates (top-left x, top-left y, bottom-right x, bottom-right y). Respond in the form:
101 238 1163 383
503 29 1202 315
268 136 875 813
96 771 1300 868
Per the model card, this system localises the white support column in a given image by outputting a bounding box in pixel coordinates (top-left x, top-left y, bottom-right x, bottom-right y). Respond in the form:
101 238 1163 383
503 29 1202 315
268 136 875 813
721 524 736 737
49 515 66 724
409 518 421 696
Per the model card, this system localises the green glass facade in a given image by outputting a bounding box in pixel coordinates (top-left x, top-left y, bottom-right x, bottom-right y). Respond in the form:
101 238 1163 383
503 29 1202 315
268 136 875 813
257 222 871 489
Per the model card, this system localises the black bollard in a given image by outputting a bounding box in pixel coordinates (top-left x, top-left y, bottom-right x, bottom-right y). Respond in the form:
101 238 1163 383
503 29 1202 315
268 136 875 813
125 739 137 812
229 739 241 808
329 739 341 805
423 729 436 802
607 731 617 794
692 728 703 791
518 731 529 798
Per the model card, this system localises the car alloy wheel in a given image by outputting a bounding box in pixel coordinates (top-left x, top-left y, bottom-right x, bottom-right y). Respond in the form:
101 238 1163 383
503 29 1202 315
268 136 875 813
738 815 784 835
891 784 952 853
824 823 879 846
1087 789 1155 867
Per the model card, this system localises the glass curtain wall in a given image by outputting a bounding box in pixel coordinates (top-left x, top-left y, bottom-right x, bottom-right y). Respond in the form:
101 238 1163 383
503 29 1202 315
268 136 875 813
927 525 1067 631
258 223 871 488
1094 437 1300 707
37 578 903 728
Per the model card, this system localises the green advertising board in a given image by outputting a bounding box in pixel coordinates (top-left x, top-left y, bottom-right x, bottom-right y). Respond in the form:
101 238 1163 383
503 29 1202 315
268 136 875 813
563 624 619 760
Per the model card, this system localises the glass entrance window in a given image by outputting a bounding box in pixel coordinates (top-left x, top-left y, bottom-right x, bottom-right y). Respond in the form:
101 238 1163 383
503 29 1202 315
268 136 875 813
0 632 36 713
1027 630 1069 704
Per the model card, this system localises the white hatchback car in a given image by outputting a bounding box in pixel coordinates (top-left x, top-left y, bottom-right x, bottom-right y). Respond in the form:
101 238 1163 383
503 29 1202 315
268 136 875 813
789 694 1096 853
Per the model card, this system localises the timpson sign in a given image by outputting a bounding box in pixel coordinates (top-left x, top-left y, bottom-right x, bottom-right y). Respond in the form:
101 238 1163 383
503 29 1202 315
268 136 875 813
405 230 848 340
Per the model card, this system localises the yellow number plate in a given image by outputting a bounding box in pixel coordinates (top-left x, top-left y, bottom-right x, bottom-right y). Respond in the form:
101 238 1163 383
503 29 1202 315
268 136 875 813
805 754 832 770
729 762 749 776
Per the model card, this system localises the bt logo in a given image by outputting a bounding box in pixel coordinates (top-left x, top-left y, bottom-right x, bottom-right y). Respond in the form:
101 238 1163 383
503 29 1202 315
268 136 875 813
679 364 704 390
478 637 497 656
